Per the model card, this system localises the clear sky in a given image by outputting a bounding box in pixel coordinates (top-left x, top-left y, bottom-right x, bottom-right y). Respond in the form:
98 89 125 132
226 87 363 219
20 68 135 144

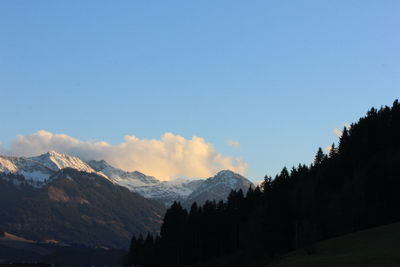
0 1 399 181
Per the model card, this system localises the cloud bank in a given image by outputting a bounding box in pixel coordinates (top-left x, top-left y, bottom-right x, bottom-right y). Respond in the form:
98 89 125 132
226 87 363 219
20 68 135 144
3 130 248 181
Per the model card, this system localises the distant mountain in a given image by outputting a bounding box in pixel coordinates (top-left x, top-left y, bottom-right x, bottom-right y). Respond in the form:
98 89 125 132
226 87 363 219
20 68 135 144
0 151 107 187
183 170 254 207
0 168 164 249
30 151 100 175
87 159 205 206
1 152 254 207
86 160 253 207
0 151 254 249
86 159 159 187
0 155 55 187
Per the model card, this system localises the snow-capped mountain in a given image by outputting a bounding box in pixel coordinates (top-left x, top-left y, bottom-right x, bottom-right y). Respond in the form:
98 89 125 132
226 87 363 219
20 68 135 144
87 159 204 206
0 155 54 186
0 166 165 249
0 151 106 187
0 151 256 252
183 170 254 207
130 179 204 206
30 151 99 174
0 151 254 207
86 159 159 187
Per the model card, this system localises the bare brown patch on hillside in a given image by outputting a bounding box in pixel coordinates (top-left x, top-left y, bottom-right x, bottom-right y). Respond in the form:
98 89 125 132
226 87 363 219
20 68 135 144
1 232 35 243
74 196 90 204
48 186 70 202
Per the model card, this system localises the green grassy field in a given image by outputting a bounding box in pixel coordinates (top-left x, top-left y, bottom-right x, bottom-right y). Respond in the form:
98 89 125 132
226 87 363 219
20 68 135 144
268 222 400 267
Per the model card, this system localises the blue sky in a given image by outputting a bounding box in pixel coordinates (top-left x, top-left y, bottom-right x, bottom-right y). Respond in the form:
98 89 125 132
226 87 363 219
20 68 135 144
0 1 399 181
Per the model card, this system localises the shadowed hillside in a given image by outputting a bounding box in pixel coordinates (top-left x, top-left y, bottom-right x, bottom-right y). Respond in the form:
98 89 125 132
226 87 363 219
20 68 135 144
0 168 165 249
268 222 400 267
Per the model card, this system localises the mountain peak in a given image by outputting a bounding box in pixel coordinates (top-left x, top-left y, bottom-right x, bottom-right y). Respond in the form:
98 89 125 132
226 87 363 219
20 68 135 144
183 170 254 207
1 152 109 187
213 170 248 182
29 151 98 174
47 150 61 156
38 150 69 161
215 169 236 176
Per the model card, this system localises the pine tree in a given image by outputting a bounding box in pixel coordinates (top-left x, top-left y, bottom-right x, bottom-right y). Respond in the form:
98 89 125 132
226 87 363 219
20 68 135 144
280 167 290 179
262 175 273 193
339 127 349 153
329 143 337 158
314 147 325 166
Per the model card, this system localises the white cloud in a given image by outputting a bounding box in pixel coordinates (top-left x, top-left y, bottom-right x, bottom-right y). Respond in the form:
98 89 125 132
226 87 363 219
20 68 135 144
333 123 351 137
3 130 248 181
333 128 343 137
226 139 240 148
324 145 332 153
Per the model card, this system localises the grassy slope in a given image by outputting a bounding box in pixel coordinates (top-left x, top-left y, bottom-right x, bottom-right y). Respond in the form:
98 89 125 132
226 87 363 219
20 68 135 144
268 222 400 267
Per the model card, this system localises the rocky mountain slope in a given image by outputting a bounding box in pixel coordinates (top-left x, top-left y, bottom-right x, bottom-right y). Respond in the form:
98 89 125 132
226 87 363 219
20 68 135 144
0 168 164 249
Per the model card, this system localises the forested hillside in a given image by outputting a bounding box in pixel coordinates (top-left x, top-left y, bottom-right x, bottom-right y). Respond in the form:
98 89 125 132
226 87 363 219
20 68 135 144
125 100 400 267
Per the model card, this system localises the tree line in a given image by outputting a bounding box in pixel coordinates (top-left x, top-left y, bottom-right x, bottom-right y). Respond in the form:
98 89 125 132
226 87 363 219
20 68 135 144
124 100 400 266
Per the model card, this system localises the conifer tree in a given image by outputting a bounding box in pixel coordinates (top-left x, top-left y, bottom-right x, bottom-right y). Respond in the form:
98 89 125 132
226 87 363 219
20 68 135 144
339 127 349 153
314 147 325 166
329 143 337 158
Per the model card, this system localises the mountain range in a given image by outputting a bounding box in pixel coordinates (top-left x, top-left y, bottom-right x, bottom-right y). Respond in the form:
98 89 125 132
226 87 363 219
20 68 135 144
0 151 254 206
0 151 254 248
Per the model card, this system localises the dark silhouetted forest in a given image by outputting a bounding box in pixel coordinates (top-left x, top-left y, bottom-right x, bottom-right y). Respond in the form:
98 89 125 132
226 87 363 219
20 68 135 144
124 100 400 267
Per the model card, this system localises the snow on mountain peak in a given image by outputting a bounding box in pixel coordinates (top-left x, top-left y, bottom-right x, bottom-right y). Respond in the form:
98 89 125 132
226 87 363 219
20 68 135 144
215 169 237 177
0 156 18 173
29 151 97 174
48 150 59 155
86 159 159 186
86 160 208 206
0 151 110 187
0 155 55 186
213 170 249 185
